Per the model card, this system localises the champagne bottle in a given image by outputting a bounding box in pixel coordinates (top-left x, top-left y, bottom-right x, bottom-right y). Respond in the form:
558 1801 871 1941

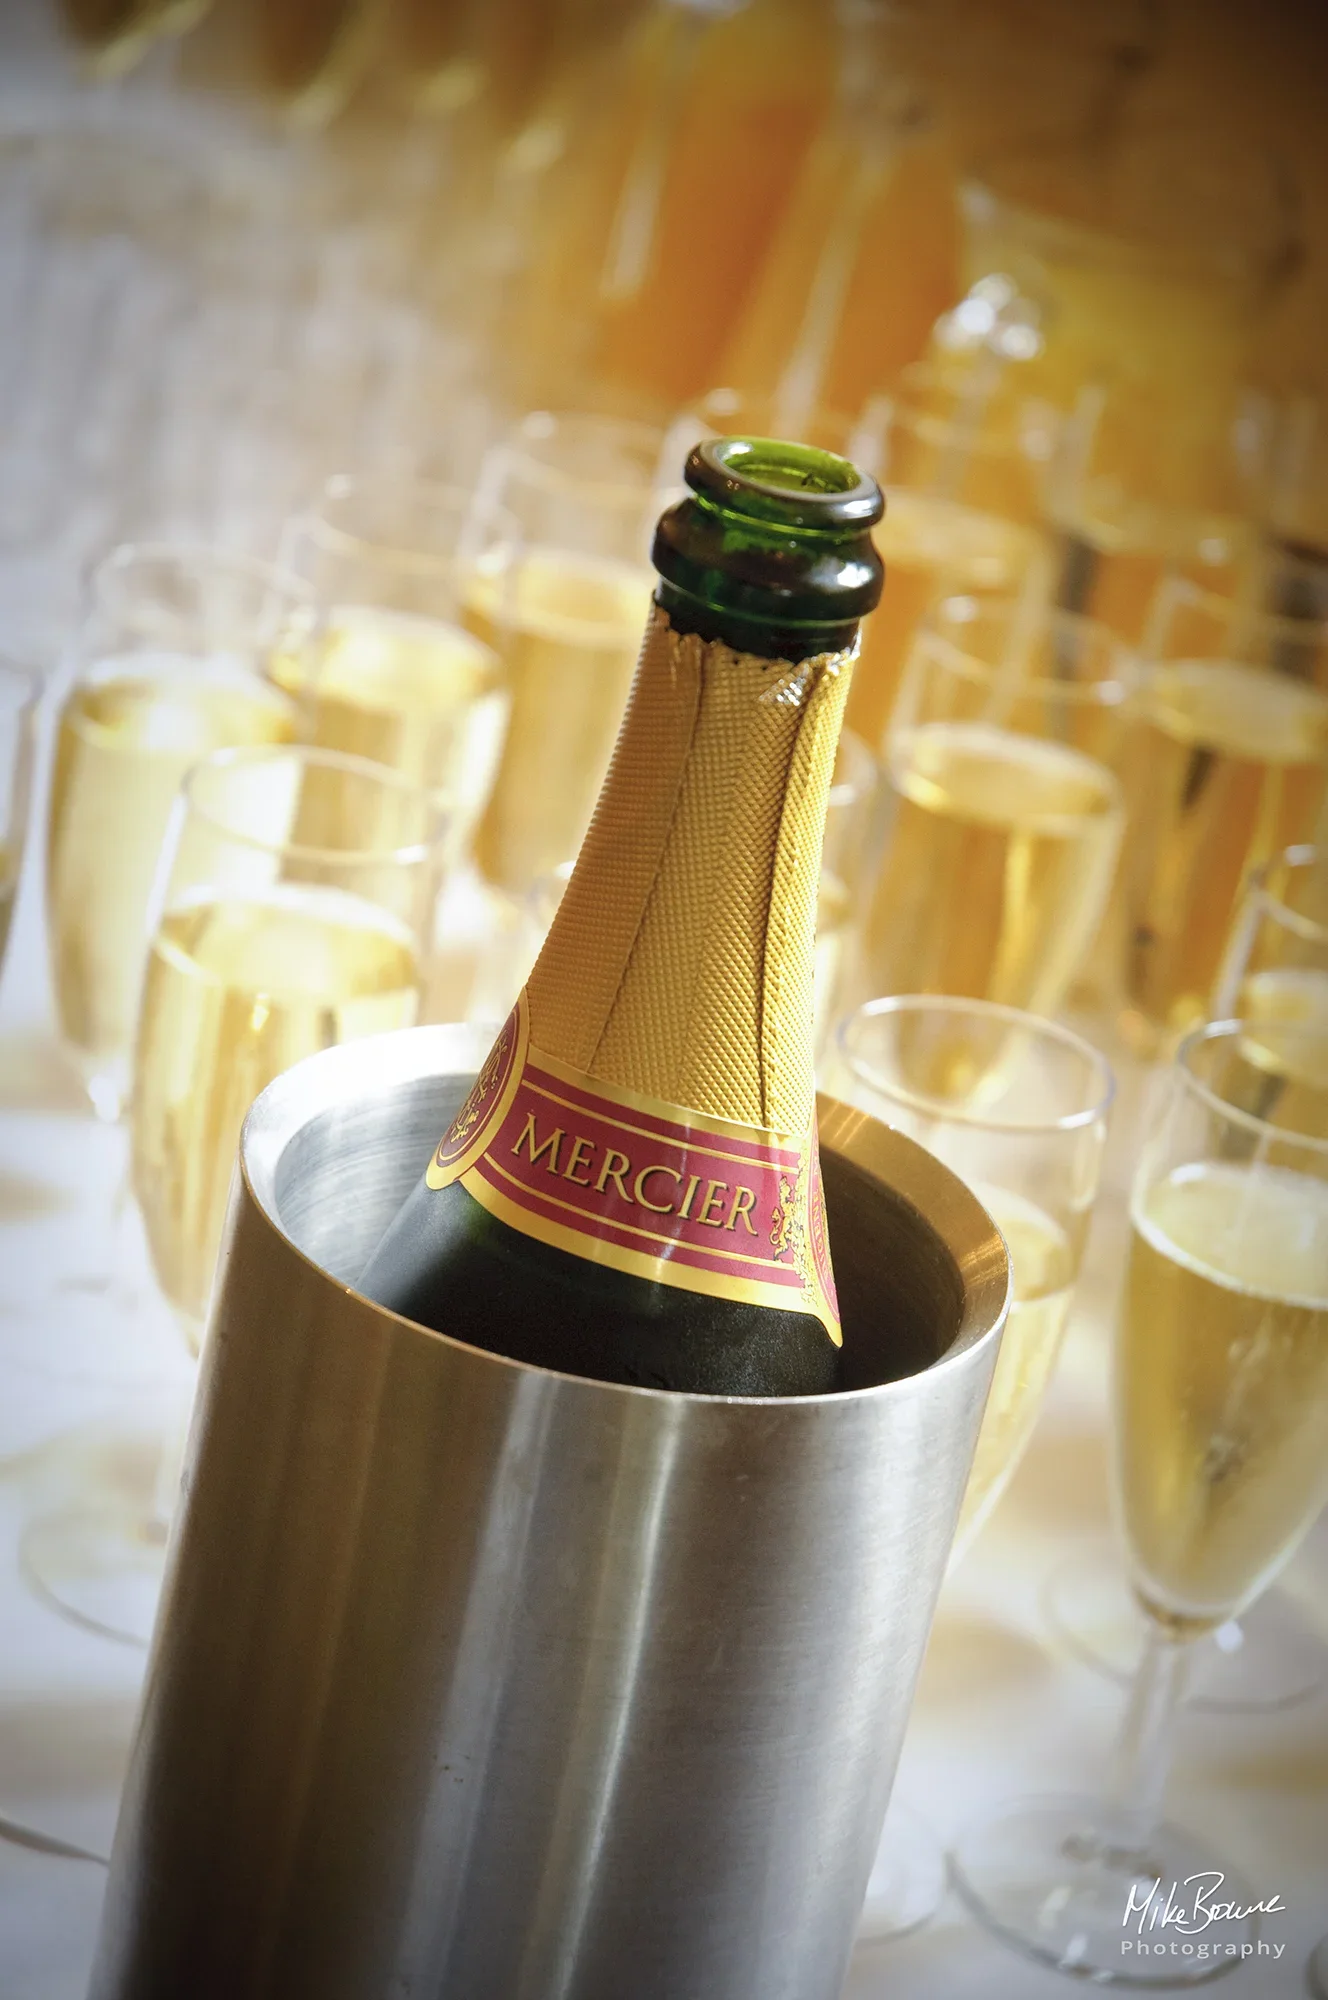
359 436 884 1394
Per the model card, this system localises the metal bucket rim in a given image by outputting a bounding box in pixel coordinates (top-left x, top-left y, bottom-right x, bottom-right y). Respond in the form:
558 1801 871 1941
237 1022 1010 1408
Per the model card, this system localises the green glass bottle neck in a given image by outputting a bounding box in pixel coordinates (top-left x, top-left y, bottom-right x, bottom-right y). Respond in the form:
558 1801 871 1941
652 436 885 662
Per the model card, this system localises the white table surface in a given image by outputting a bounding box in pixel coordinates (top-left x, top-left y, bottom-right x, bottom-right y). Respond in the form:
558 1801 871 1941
0 777 1326 1999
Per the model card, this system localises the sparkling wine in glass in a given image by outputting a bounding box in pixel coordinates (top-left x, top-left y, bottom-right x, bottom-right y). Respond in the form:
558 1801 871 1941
1140 558 1328 694
276 473 514 855
1121 656 1328 1054
132 745 450 1340
23 746 451 1647
860 592 1132 1069
1047 843 1328 1714
1214 843 1328 1035
45 544 311 1126
950 1016 1328 1986
832 993 1113 1938
466 412 658 897
836 995 1114 1591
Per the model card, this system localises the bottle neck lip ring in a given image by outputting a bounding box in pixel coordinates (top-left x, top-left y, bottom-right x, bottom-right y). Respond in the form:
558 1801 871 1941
686 436 884 533
653 435 884 655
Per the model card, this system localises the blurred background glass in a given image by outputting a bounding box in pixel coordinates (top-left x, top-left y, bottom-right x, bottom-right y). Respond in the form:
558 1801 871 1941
1213 842 1328 1027
276 473 514 848
20 742 450 1653
951 1016 1328 1983
834 995 1114 1553
859 593 1133 1064
1120 627 1328 1051
132 743 449 1335
466 410 657 894
45 545 307 1122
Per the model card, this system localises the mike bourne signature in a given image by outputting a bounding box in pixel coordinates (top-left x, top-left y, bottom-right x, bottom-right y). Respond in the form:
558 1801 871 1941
1122 1873 1287 1962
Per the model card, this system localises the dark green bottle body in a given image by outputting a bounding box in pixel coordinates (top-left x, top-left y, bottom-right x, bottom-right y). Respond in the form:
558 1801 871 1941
360 1178 840 1395
359 438 884 1396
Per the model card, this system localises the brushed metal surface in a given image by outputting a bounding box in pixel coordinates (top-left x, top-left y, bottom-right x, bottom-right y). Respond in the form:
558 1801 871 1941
92 1024 1008 2000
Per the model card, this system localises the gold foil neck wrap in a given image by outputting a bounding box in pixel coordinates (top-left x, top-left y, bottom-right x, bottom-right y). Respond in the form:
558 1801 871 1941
525 604 854 1135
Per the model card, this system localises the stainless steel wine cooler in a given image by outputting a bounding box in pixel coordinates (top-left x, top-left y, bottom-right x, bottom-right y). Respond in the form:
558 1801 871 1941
90 1023 1008 2000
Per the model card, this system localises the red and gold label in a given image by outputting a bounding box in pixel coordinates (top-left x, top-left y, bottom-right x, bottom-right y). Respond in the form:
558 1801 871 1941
427 994 841 1344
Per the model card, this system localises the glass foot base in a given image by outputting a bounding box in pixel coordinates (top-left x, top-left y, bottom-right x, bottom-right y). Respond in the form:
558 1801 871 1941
1042 1549 1324 1714
20 1428 170 1650
856 1801 946 1943
950 1796 1256 1987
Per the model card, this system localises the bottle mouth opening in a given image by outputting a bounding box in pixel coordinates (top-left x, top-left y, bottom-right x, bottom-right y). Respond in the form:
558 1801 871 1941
687 437 884 532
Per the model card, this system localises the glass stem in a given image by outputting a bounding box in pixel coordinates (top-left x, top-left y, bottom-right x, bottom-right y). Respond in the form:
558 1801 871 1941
1106 1618 1195 1854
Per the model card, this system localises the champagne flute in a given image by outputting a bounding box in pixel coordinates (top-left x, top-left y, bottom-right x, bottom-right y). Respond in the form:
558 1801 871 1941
23 746 451 1647
834 995 1114 1942
1044 430 1255 649
46 544 310 1125
493 1 837 416
1143 567 1328 687
466 412 659 896
851 451 1049 760
1213 844 1328 1029
836 995 1114 1556
133 745 451 1341
275 473 515 852
951 1017 1328 1984
860 592 1132 1069
42 545 311 1320
1121 629 1328 1053
1047 847 1328 1716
